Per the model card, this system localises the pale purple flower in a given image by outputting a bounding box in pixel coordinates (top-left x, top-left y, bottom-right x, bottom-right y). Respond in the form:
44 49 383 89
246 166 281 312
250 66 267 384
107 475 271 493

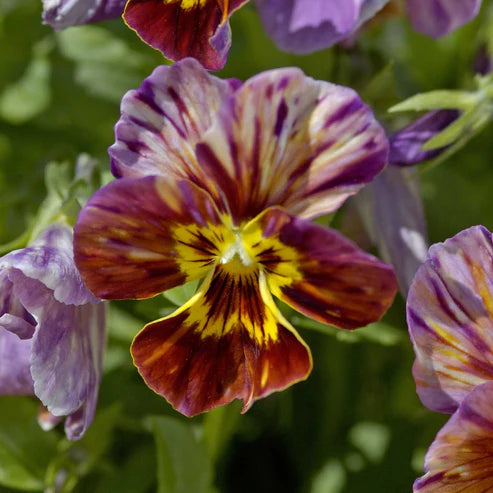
0 224 106 440
42 0 126 29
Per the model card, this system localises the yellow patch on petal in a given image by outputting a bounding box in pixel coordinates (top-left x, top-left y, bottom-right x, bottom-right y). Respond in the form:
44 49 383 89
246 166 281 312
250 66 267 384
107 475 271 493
163 0 207 9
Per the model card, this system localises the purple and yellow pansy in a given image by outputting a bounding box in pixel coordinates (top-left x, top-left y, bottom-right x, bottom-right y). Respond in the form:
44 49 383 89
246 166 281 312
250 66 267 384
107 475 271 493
73 58 397 417
407 226 493 491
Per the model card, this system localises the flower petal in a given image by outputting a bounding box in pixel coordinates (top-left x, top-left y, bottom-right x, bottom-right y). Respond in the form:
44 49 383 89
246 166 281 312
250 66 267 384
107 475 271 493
131 266 312 416
109 58 240 179
123 0 248 70
0 271 36 339
74 176 228 299
414 381 493 492
407 0 482 38
407 225 493 414
359 166 429 296
0 328 34 396
1 224 98 306
256 0 387 53
42 0 126 29
195 67 388 223
7 267 106 435
243 207 397 329
389 110 460 167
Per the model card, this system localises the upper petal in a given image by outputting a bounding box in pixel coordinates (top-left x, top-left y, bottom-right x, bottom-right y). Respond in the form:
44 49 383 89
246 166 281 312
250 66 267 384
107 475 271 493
131 266 312 416
407 225 493 414
256 0 388 54
414 381 493 492
42 0 126 29
244 207 397 329
109 58 240 179
123 0 248 70
74 176 227 299
196 67 388 223
1 224 98 306
407 0 482 38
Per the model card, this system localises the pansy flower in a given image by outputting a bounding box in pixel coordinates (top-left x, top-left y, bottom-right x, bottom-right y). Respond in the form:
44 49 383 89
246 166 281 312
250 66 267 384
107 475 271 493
407 226 493 490
0 224 106 440
74 58 397 417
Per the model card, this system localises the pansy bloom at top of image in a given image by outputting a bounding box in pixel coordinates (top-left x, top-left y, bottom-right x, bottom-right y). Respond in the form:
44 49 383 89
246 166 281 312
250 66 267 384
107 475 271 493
73 58 397 417
407 226 493 490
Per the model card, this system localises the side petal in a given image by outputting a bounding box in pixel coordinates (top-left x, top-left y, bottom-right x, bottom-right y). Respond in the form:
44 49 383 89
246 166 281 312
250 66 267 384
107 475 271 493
407 0 482 38
109 58 240 179
243 208 397 329
0 328 34 396
42 0 126 29
407 225 493 413
123 0 248 70
195 67 388 223
256 0 387 54
7 269 106 438
131 267 312 416
74 176 228 299
1 224 98 306
414 381 493 492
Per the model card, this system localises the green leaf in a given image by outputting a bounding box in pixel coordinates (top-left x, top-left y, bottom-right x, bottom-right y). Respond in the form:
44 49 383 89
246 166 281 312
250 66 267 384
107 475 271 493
0 38 52 124
388 90 477 113
201 401 242 464
348 422 391 464
163 280 199 306
0 396 59 491
146 416 214 493
107 304 144 344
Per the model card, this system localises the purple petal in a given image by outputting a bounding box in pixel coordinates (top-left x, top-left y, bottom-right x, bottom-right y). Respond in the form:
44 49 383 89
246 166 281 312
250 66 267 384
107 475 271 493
389 110 460 167
0 271 36 339
407 0 482 38
42 0 126 29
362 166 428 295
2 224 98 306
109 58 239 180
407 225 493 414
414 381 493 492
255 0 387 53
0 328 34 396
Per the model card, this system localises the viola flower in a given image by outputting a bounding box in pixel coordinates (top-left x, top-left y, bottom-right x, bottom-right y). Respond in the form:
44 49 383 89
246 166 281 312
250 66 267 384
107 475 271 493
414 381 493 492
42 0 127 29
73 58 397 417
407 225 493 414
0 224 106 440
407 225 493 489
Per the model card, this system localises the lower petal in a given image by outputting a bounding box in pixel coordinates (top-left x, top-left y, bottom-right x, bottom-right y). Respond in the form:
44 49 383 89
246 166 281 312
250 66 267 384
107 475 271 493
131 267 312 416
415 381 493 492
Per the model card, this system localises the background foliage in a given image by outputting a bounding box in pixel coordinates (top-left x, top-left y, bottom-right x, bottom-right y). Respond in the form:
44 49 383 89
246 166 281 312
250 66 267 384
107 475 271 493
1 1 492 491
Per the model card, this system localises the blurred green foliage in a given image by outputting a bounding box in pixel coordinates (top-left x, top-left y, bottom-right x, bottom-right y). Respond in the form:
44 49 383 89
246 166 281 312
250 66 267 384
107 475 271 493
1 0 493 492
